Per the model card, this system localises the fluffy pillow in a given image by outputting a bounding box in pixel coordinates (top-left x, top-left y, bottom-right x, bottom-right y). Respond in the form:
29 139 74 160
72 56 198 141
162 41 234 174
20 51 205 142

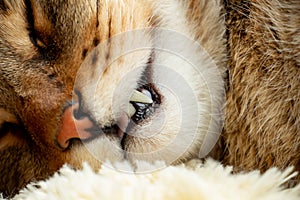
7 159 300 200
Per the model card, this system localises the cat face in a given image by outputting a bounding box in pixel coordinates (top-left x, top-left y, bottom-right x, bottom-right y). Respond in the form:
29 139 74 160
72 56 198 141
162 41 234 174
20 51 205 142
0 0 225 196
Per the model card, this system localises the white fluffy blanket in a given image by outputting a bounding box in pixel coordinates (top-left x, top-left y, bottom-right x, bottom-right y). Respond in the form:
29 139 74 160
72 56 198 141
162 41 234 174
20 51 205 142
4 159 300 200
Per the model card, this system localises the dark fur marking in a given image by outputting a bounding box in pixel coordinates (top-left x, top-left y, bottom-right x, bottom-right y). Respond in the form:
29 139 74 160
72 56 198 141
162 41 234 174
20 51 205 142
24 0 36 41
93 38 100 47
82 49 88 59
0 0 8 12
105 51 109 60
96 0 99 28
48 74 55 80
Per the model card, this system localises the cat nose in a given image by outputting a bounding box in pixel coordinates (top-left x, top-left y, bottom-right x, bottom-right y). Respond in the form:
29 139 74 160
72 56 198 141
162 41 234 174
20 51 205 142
57 102 95 149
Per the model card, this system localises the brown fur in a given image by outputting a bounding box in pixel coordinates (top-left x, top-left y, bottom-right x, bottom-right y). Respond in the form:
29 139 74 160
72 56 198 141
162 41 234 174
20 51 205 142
219 0 300 177
0 1 99 196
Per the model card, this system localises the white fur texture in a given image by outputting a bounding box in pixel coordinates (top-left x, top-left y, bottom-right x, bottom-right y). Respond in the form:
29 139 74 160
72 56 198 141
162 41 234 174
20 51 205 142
9 159 300 200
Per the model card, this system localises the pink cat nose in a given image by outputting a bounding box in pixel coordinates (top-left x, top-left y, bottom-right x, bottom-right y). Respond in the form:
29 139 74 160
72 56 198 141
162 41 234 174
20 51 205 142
57 102 94 149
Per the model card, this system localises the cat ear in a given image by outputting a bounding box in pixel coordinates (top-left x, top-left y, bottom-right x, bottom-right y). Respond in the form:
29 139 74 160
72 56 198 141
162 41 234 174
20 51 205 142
0 108 22 149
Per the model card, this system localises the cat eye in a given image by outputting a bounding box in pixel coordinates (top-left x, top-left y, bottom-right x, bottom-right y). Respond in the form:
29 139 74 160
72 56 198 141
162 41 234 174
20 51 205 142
129 85 160 123
29 34 47 49
25 0 47 49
